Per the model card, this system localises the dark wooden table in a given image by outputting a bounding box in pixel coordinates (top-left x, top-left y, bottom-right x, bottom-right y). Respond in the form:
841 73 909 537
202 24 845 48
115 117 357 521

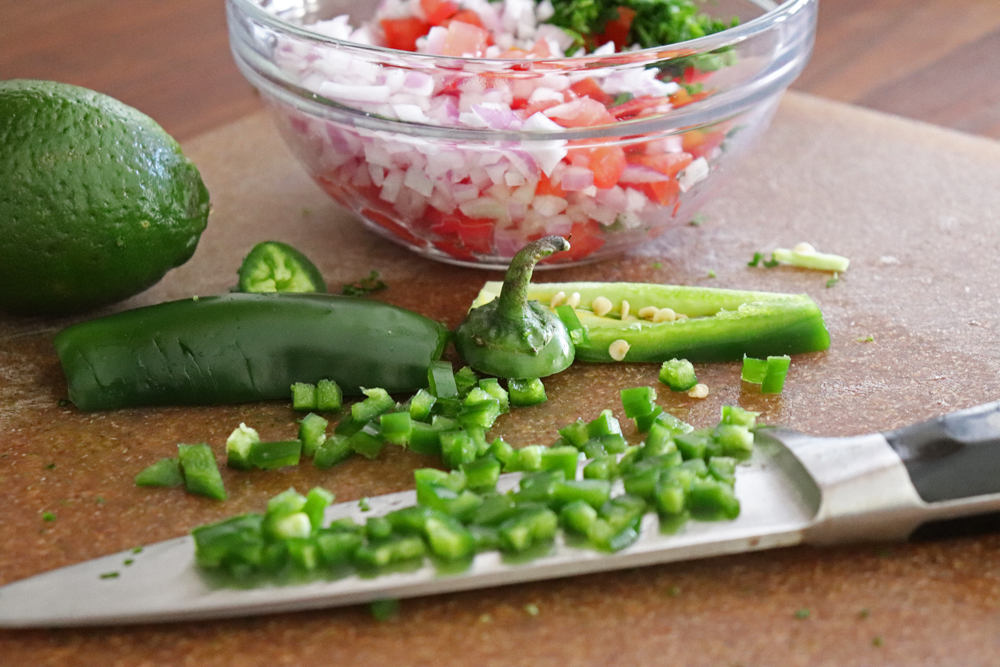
2 0 999 142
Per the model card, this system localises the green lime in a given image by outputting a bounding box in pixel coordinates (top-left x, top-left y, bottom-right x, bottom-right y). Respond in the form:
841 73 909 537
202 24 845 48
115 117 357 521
0 79 210 316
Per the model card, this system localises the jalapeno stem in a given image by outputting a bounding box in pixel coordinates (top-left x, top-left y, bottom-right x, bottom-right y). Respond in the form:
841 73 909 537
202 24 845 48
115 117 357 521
495 236 570 322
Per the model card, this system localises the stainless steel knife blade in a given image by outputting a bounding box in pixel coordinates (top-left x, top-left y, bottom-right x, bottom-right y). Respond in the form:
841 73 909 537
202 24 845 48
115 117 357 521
5 400 1000 628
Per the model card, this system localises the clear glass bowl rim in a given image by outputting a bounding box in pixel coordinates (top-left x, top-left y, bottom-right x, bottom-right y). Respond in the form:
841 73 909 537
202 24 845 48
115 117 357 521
232 0 812 67
229 0 816 141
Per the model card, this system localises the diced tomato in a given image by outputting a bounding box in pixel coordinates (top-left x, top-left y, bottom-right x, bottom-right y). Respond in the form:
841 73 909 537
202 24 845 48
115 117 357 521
589 144 626 189
526 38 552 58
524 98 561 116
441 19 490 56
443 9 485 29
535 172 566 197
456 220 495 255
546 97 616 128
594 7 635 51
380 17 431 52
568 77 613 106
682 129 725 159
420 0 458 25
682 66 712 85
552 221 605 263
631 152 693 178
610 96 671 120
432 238 477 262
668 87 709 108
361 207 425 247
635 179 680 206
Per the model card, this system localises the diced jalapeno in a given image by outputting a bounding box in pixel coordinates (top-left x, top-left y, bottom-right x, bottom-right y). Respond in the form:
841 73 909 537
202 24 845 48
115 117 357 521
508 378 547 407
298 413 328 458
428 361 458 399
316 379 343 412
659 359 698 392
177 443 226 500
226 423 260 471
313 434 352 469
135 457 184 487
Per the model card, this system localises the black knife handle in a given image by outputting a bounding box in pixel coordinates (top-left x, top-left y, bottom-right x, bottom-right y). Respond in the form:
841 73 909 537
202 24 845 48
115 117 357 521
885 401 1000 503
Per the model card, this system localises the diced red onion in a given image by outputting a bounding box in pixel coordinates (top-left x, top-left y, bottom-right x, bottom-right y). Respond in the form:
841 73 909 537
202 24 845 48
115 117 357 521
559 166 594 191
618 165 671 183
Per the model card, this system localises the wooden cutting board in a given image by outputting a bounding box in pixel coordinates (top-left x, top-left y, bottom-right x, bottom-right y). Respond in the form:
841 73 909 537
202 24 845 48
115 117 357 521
3 91 1000 665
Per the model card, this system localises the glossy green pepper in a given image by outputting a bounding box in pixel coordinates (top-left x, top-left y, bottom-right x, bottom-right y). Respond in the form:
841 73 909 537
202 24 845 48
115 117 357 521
54 293 449 411
467 282 829 363
453 236 575 379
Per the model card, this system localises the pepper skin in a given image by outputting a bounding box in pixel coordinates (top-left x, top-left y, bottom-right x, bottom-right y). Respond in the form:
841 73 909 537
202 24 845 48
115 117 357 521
467 282 829 363
54 293 449 411
453 236 575 379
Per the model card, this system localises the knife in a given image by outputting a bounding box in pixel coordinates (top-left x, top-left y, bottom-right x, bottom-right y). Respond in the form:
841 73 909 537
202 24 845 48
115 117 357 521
3 401 1000 628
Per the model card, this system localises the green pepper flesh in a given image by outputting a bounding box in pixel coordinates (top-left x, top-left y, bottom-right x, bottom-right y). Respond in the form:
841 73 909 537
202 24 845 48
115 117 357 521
55 293 450 411
468 282 829 363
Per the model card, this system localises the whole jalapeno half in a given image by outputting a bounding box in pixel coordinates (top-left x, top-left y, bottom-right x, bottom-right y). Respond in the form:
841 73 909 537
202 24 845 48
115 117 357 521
54 293 450 411
466 282 830 363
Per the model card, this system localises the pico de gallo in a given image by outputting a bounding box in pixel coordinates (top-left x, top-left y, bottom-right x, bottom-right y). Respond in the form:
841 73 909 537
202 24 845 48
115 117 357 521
269 0 743 264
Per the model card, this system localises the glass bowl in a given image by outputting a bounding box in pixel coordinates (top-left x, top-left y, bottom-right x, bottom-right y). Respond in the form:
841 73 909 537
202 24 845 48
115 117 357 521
227 0 817 268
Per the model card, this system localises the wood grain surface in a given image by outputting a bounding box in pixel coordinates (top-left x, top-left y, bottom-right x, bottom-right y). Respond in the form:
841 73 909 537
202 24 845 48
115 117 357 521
1 0 998 141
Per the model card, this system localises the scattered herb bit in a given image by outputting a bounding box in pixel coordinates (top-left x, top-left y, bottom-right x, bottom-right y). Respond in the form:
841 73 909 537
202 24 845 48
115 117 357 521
57 398 71 407
479 613 493 623
132 546 144 554
96 497 105 505
524 603 540 617
610 92 634 107
652 262 663 269
872 636 884 648
100 572 119 579
689 213 706 227
794 608 810 619
707 269 716 278
857 335 874 343
771 244 850 272
370 598 400 621
45 462 56 470
826 273 839 288
359 497 371 512
301 207 311 216
342 270 387 296
664 585 682 597
859 608 871 619
748 252 779 268
41 511 56 522
123 559 134 566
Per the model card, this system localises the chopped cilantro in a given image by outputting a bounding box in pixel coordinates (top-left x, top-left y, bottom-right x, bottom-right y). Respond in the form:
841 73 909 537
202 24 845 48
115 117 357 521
652 261 663 269
524 603 540 616
546 0 738 52
872 636 884 648
100 571 120 580
359 497 371 512
370 598 399 621
41 511 56 522
707 269 716 278
342 271 387 297
748 252 764 267
610 92 634 107
857 335 874 343
794 608 810 619
826 273 839 288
